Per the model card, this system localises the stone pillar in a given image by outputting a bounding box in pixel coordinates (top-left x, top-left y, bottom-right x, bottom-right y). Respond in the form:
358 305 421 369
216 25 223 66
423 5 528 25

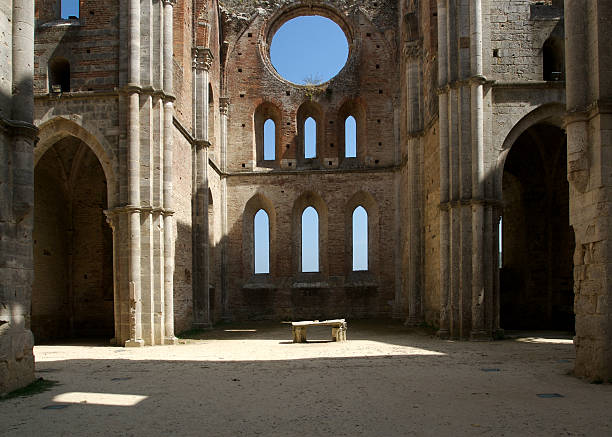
565 0 612 381
437 0 450 338
162 0 177 344
404 41 424 327
469 0 487 340
437 0 494 339
219 97 230 320
113 0 175 346
124 0 144 347
0 0 36 395
192 47 213 329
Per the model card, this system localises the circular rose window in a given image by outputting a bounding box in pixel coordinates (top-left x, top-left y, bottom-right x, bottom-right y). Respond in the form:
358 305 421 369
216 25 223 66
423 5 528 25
270 15 349 85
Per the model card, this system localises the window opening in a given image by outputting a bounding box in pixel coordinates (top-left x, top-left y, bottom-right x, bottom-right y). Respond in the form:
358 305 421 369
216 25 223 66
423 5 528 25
270 15 349 84
498 216 503 269
345 115 357 158
304 117 316 158
61 0 79 19
48 58 70 92
254 209 270 274
543 37 564 81
263 119 275 160
301 206 319 272
352 206 368 271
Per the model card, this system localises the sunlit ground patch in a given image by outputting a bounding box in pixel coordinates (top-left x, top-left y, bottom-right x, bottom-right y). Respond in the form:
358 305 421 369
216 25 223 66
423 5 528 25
53 392 147 406
35 339 446 363
515 337 574 345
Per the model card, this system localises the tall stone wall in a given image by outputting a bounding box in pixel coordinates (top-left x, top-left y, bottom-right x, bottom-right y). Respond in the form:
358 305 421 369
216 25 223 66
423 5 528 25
217 0 401 320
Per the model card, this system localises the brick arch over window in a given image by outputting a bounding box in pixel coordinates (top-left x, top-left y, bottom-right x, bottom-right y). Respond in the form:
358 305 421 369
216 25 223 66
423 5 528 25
296 101 324 163
36 116 119 207
292 191 328 276
242 193 277 278
254 101 282 167
337 98 367 164
344 191 380 275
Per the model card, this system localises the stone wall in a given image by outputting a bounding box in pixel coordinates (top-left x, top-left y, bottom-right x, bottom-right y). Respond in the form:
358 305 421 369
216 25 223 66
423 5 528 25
217 0 401 320
171 127 194 334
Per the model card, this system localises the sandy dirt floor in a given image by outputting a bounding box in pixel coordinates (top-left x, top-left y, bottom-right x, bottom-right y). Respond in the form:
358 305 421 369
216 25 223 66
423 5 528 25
1 320 611 436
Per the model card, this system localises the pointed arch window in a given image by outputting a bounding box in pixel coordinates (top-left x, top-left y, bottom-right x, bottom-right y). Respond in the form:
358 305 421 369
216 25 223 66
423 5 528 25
304 117 317 159
254 209 270 274
301 206 319 272
352 206 368 271
345 116 357 158
263 119 276 160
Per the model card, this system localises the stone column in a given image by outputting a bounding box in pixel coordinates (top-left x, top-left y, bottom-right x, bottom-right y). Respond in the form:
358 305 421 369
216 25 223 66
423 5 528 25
162 0 177 344
437 0 494 339
565 0 612 381
219 97 230 320
0 0 36 394
437 0 450 338
124 0 144 347
469 0 487 340
192 47 213 329
404 41 424 327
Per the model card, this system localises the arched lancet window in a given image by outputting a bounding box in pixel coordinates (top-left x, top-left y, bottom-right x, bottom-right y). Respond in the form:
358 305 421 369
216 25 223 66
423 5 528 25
345 115 357 158
301 206 319 272
48 58 70 92
304 117 317 159
263 119 275 160
352 206 368 271
254 209 270 274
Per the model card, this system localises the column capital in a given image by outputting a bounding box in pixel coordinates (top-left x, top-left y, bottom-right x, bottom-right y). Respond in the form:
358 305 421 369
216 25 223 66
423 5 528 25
162 0 176 6
192 47 214 71
0 117 38 139
219 97 230 115
403 41 422 58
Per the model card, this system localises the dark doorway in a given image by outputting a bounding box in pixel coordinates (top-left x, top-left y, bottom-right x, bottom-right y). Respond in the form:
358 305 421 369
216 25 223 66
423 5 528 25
33 137 114 342
500 124 574 331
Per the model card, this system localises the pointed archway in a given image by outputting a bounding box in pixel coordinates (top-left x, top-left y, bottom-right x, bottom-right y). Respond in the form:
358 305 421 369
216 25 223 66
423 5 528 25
32 136 114 342
500 123 574 331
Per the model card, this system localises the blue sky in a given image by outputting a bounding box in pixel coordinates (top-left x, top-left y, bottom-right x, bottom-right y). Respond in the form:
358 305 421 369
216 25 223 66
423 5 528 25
256 15 367 274
61 0 79 18
270 16 349 84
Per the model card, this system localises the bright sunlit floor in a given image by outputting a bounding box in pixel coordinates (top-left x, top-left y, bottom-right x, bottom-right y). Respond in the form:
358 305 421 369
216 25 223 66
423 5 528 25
3 321 612 437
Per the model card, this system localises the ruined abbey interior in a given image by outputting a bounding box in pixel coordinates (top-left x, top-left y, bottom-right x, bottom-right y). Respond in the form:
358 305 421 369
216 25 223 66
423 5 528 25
2 0 612 394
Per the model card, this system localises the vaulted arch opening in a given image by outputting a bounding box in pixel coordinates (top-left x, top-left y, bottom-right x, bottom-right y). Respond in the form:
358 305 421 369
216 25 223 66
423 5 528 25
32 136 114 342
500 123 574 331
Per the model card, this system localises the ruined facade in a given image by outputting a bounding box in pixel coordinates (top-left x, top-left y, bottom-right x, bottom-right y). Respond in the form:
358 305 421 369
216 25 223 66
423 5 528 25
2 0 612 394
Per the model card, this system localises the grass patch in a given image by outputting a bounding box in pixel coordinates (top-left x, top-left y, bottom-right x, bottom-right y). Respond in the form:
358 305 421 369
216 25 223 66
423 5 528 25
1 378 58 401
